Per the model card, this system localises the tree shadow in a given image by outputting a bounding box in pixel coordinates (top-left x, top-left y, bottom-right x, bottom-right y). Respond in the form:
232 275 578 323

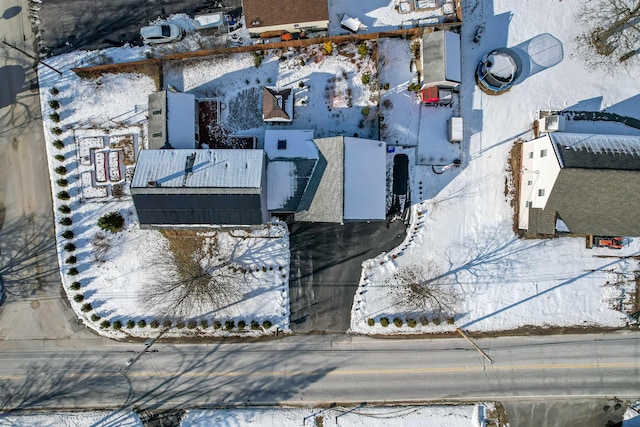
0 216 59 303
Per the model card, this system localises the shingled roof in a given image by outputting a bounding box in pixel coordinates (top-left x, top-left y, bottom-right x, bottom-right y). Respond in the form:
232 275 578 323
262 87 293 122
551 132 640 170
243 0 329 30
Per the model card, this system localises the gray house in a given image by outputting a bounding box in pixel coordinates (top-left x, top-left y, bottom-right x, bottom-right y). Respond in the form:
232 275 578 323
519 132 640 236
131 149 268 226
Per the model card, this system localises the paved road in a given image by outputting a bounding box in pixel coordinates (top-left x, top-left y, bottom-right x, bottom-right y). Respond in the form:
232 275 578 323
0 332 638 417
0 0 86 341
289 220 406 333
38 0 242 56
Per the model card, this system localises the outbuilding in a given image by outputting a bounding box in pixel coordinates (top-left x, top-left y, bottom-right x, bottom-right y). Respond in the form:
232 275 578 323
420 30 461 89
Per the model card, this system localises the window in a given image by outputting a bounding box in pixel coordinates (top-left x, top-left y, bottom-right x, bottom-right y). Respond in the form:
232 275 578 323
527 180 533 186
540 149 547 157
152 109 162 115
525 201 532 208
277 139 287 150
528 151 533 159
538 189 545 197
152 132 162 137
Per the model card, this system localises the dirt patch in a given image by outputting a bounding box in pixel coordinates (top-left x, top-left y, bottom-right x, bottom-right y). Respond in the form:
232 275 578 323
507 141 522 234
109 134 136 165
486 402 509 427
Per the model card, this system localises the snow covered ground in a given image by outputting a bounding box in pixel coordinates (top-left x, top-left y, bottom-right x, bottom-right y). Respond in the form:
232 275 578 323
351 0 640 334
0 411 142 427
36 0 639 340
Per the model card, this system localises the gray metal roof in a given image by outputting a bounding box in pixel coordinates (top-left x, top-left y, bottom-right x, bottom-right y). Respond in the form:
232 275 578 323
148 92 168 150
295 136 344 223
131 149 264 189
421 30 461 86
551 132 640 170
527 168 640 236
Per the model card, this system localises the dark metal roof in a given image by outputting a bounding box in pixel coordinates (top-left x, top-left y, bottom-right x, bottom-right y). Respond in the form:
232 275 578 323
133 193 265 225
262 87 292 121
527 168 640 236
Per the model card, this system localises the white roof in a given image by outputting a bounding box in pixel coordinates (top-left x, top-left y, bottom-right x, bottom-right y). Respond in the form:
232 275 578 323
343 137 386 220
264 129 318 159
167 91 196 149
131 149 264 188
444 31 461 83
194 13 223 29
266 161 295 210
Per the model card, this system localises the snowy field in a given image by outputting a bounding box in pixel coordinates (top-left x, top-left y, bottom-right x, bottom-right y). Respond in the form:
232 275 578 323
351 0 640 334
0 411 142 427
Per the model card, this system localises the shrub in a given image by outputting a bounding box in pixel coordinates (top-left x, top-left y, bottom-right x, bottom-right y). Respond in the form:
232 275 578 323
322 41 333 55
48 99 60 109
91 313 101 322
57 178 68 187
420 316 429 326
408 83 416 91
100 320 110 329
138 319 147 328
54 165 67 175
163 320 172 328
407 318 417 328
358 43 368 57
53 140 64 149
262 320 272 329
51 127 63 135
362 106 371 116
380 317 389 327
59 217 72 226
298 81 305 88
73 293 84 302
70 281 81 290
200 319 209 329
98 212 124 233
250 320 260 330
68 267 79 275
187 320 197 329
113 320 122 330
49 112 61 122
64 243 76 252
126 320 135 329
176 320 186 329
61 230 74 239
237 320 246 330
54 154 65 162
433 318 441 325
150 319 160 328
300 59 305 66
225 320 235 330
384 82 390 90
367 318 375 327
362 73 371 85
57 191 70 200
252 51 263 67
65 255 77 264
49 87 59 95
81 303 92 312
447 317 455 325
59 205 71 214
393 317 403 327
213 320 222 329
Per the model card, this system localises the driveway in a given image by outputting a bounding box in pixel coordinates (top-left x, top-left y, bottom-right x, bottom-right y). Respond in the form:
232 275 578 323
38 0 242 56
289 219 406 333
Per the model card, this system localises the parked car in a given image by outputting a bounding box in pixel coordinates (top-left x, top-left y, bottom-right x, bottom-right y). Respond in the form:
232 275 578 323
140 24 184 44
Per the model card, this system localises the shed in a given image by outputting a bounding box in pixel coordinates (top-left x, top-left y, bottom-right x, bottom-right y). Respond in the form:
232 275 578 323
131 149 268 226
263 87 294 123
421 30 461 89
148 91 199 150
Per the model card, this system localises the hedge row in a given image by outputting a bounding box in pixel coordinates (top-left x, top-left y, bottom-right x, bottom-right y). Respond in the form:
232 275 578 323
98 318 275 331
368 316 456 328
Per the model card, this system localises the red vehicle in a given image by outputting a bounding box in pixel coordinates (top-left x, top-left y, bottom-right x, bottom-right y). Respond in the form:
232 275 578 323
593 236 624 249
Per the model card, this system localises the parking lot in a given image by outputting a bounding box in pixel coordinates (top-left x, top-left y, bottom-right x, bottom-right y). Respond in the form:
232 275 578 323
38 0 241 56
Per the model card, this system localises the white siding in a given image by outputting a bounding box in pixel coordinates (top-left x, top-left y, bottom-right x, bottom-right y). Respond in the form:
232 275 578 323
517 135 562 230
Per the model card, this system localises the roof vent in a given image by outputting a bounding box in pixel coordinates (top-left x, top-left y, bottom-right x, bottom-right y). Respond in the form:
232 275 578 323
147 181 160 187
185 152 196 174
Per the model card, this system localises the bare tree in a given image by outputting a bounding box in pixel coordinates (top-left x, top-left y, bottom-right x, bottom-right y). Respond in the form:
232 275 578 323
388 264 459 316
577 0 640 67
143 234 245 318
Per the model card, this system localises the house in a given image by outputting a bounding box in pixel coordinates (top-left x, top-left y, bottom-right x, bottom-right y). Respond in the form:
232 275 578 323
295 136 387 223
148 91 199 149
518 132 640 237
131 149 268 227
420 30 461 89
243 0 329 38
263 87 293 123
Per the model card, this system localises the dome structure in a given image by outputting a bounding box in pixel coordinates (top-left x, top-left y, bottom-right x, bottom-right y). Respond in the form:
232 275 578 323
476 48 522 94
